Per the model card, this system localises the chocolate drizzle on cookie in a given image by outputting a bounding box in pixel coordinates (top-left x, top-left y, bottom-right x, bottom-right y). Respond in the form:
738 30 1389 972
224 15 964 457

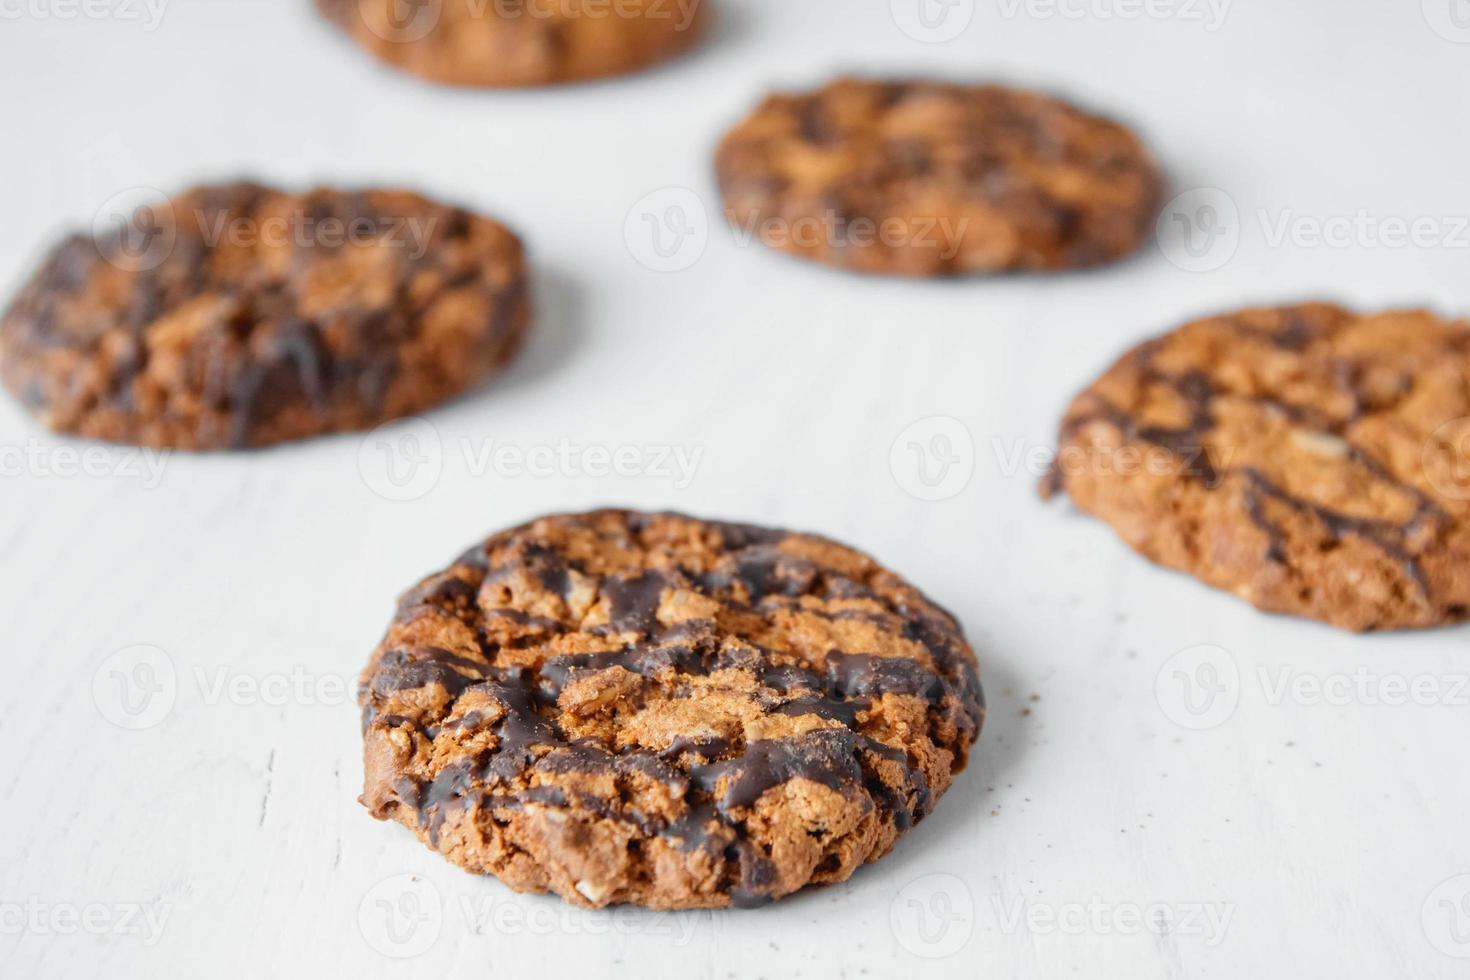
715 77 1164 277
1044 304 1470 629
359 510 985 908
0 181 530 449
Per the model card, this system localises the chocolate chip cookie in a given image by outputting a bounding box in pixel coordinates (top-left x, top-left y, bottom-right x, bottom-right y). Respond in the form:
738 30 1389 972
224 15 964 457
0 182 529 449
1043 304 1470 632
715 77 1163 277
316 0 708 88
359 510 984 909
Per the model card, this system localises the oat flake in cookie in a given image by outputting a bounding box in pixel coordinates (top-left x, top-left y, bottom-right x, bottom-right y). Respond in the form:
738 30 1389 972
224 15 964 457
715 77 1163 277
359 510 984 909
316 0 708 88
1044 303 1470 632
0 183 529 450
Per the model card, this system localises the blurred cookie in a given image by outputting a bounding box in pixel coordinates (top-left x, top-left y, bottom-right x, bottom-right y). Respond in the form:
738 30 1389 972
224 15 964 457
716 77 1162 277
316 0 708 87
1044 303 1470 631
0 182 529 449
359 509 984 909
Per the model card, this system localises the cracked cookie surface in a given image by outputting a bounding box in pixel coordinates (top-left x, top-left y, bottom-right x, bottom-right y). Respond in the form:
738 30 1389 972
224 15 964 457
316 0 708 88
1044 303 1470 631
0 182 529 450
359 510 984 909
715 77 1163 277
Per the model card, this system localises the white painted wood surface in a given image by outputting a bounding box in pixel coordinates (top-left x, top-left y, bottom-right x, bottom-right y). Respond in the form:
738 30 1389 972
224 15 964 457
2 1 1468 976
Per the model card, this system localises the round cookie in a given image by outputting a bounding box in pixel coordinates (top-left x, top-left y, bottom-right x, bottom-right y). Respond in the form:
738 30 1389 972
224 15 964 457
358 510 984 909
316 0 708 88
1043 303 1470 632
0 182 529 450
715 77 1163 277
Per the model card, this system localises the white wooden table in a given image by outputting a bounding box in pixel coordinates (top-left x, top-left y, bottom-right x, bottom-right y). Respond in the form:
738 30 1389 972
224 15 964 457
3 1 1469 976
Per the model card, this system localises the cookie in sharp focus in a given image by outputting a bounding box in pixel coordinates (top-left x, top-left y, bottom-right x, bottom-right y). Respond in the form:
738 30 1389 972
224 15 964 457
358 510 984 909
0 182 530 450
1043 303 1470 632
315 0 709 88
715 77 1163 277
